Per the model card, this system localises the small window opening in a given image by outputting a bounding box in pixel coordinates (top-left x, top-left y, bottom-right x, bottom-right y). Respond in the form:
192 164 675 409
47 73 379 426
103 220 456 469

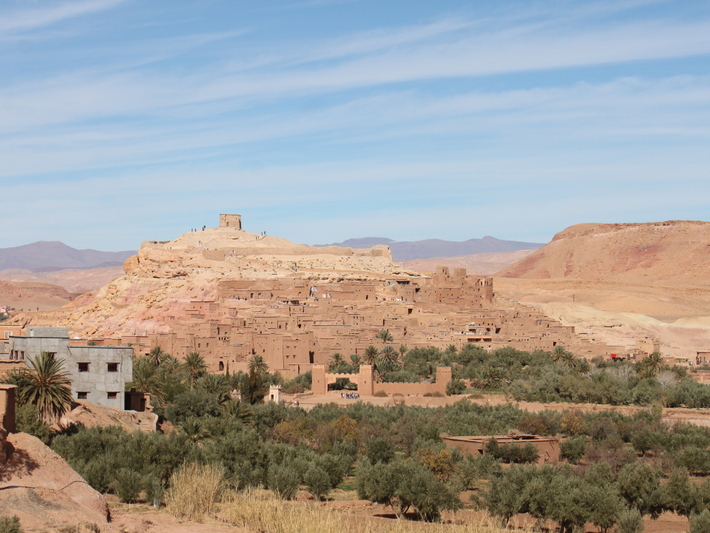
107 363 119 372
107 392 118 399
77 392 88 399
78 362 90 372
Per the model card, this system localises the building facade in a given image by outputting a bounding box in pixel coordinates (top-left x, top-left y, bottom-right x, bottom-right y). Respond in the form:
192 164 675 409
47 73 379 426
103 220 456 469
7 327 133 410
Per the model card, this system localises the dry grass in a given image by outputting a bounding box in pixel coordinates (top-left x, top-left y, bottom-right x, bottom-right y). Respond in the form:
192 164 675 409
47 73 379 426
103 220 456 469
165 462 225 522
219 489 531 533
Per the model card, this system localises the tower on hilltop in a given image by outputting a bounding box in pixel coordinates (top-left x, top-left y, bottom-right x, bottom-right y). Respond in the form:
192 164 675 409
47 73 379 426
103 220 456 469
220 214 242 229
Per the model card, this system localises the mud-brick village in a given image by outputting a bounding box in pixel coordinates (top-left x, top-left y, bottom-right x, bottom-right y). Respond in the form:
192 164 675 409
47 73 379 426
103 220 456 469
3 1 710 531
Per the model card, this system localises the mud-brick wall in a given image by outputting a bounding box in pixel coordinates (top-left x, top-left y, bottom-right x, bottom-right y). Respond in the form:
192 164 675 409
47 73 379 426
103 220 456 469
374 367 451 396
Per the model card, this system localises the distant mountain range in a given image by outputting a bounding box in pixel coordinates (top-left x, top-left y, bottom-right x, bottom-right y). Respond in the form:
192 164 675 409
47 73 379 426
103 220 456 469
316 236 544 262
0 241 136 271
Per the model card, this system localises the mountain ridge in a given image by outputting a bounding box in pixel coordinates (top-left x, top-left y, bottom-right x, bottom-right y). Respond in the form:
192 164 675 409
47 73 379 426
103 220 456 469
0 241 136 271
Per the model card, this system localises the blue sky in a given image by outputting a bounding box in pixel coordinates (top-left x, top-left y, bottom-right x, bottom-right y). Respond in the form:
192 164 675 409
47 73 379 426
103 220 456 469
1 0 710 251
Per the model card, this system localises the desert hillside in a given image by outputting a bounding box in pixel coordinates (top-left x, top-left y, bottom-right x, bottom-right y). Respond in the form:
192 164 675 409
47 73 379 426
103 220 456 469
498 221 710 286
0 266 124 294
0 279 76 311
495 221 710 357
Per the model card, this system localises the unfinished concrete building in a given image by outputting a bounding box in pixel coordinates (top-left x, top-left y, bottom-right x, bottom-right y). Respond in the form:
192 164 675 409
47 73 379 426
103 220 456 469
6 327 133 410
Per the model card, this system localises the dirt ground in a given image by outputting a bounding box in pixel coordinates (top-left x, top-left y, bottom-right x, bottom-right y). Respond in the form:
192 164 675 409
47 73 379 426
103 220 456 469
105 489 693 533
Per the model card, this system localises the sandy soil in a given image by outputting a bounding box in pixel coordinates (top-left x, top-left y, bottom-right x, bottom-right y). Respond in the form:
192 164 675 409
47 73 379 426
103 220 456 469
494 277 710 357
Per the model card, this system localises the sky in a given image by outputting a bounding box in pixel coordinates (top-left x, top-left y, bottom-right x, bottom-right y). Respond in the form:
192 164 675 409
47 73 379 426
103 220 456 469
1 0 710 251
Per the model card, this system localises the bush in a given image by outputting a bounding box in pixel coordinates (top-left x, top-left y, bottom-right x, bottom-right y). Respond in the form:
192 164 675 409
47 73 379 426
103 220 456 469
373 390 388 397
267 463 300 500
692 509 710 533
423 391 445 398
304 464 331 500
111 468 143 503
15 404 51 444
165 463 225 522
0 516 22 533
446 378 466 396
560 436 587 464
364 436 395 465
615 508 643 533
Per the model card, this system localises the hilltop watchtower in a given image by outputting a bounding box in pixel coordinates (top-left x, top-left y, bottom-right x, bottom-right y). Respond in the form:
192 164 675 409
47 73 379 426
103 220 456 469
220 214 242 229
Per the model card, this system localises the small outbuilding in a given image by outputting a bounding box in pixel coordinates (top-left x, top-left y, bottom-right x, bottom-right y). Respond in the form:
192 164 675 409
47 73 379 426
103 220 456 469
441 433 560 465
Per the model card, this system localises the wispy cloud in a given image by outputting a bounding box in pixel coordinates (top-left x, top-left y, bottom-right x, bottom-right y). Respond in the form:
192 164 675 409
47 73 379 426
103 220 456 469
1 0 709 249
0 0 128 34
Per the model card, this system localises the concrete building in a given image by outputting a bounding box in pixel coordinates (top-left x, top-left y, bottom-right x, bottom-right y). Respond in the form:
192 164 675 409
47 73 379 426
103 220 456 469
7 327 133 410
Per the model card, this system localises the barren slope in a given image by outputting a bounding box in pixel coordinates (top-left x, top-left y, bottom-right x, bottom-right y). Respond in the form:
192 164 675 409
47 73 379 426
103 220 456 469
0 266 124 294
0 279 75 311
498 221 710 286
495 221 710 357
0 432 109 531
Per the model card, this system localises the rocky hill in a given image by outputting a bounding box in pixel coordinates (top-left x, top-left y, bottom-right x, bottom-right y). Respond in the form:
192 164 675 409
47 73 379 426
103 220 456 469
0 432 109 531
498 221 710 286
13 221 421 338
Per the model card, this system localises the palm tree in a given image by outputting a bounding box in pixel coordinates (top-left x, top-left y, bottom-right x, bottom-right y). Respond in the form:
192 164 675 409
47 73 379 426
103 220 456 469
561 351 577 370
222 398 254 426
350 353 361 367
149 346 166 367
552 345 566 364
248 355 268 377
183 352 207 389
15 351 72 424
643 351 664 377
329 353 345 370
376 330 394 343
130 356 157 393
180 417 211 444
379 344 399 372
398 344 408 359
363 345 379 367
196 374 231 404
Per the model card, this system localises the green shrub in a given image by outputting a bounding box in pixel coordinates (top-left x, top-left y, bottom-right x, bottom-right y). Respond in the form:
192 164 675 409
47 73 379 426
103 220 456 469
692 509 710 533
111 468 143 503
0 515 22 533
616 508 644 533
446 378 466 396
560 436 587 464
364 436 395 465
268 463 300 500
15 404 51 444
304 464 331 500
